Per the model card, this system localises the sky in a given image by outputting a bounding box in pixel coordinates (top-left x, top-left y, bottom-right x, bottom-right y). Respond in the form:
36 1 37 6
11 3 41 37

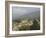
12 7 40 20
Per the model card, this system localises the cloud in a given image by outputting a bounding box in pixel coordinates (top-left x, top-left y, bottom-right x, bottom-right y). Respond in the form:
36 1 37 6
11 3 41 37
12 7 40 20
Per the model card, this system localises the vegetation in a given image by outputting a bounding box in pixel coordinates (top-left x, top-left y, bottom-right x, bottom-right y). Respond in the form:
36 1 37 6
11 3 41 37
31 19 40 30
12 17 40 31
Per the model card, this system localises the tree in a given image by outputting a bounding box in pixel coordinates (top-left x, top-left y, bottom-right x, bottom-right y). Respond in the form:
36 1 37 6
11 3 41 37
31 19 40 30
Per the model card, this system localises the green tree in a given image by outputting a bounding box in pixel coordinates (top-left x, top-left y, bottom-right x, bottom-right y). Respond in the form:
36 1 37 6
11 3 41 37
31 19 40 30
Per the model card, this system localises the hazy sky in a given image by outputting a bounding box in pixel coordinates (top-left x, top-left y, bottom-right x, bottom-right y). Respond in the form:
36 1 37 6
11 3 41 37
12 7 40 20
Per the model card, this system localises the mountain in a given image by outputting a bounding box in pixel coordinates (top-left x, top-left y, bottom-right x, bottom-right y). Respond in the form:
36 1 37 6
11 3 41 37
21 11 40 19
12 10 40 20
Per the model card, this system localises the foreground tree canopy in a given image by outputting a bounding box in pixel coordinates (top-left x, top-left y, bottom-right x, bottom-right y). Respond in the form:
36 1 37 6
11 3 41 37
12 17 40 31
